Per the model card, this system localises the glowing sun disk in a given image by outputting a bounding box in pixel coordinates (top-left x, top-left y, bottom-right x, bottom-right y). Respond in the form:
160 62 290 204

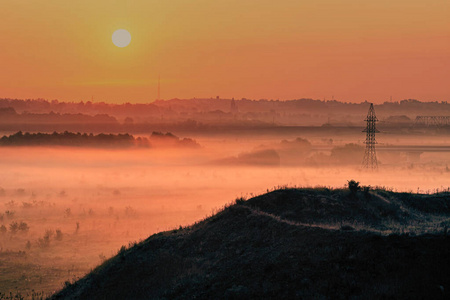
112 29 131 48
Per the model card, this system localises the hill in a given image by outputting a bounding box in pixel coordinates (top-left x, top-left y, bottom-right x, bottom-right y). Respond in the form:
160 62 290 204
50 187 450 299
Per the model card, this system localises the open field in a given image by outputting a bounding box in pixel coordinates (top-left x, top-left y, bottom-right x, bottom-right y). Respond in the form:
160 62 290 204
0 129 448 298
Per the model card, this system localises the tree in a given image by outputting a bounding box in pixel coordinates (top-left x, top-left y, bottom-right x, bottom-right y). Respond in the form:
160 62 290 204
348 180 360 195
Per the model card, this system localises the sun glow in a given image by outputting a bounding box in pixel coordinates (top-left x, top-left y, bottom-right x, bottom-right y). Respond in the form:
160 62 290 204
1 1 449 102
112 29 131 48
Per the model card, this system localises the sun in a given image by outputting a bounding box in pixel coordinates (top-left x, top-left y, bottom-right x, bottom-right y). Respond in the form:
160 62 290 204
112 29 131 48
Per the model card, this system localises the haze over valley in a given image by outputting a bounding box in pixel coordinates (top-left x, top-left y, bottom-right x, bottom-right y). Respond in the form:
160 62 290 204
0 98 449 297
1 0 450 298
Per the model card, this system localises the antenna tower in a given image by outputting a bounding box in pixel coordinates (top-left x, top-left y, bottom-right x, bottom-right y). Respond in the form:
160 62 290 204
157 75 160 100
362 103 379 170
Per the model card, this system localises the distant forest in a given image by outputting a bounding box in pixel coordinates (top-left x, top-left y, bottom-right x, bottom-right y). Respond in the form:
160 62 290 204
0 98 449 129
0 131 200 148
0 131 142 148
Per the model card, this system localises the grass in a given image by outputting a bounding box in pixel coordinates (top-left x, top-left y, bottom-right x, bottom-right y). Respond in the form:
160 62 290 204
0 194 176 299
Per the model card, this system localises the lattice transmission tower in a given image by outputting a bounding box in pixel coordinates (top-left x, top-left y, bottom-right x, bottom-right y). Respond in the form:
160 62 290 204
362 103 379 170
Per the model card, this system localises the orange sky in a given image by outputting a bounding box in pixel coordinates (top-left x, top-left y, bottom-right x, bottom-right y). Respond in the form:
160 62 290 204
0 0 449 103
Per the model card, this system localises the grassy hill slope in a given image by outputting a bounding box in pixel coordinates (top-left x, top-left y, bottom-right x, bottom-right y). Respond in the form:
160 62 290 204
50 188 450 299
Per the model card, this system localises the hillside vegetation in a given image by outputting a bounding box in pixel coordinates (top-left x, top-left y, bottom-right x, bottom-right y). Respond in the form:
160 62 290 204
50 187 450 299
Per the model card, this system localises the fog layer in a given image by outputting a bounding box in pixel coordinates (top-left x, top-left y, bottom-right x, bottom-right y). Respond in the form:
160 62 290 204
0 133 448 295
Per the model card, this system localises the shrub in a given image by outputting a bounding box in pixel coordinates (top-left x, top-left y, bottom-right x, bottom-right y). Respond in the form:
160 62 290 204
124 206 136 217
5 210 15 219
55 229 63 241
348 180 360 194
44 229 54 239
235 197 246 205
64 208 71 217
18 221 29 232
99 253 107 262
22 202 33 209
37 235 50 248
0 225 6 234
5 200 15 208
118 245 127 255
9 221 19 234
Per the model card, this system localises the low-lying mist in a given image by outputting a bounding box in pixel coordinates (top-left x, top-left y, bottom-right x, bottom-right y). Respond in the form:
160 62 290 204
0 133 449 296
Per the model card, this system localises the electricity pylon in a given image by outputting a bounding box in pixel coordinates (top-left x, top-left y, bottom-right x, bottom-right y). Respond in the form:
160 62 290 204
362 103 379 170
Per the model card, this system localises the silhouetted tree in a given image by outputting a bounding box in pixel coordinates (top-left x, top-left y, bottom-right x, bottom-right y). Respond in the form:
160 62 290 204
348 180 360 195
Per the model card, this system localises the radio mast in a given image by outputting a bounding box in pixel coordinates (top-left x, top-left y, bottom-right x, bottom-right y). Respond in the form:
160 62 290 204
157 75 160 100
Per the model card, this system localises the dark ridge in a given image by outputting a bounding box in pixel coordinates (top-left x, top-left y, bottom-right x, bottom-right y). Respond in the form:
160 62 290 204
50 188 450 299
0 131 201 149
0 131 148 148
243 188 450 230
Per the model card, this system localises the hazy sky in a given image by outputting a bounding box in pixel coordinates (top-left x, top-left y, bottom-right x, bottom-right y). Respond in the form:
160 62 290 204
1 0 449 103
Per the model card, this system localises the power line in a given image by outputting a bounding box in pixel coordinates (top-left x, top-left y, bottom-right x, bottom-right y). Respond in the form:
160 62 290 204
362 103 379 170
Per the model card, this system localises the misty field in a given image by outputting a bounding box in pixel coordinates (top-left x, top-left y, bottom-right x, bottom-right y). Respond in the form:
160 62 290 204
0 132 449 298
